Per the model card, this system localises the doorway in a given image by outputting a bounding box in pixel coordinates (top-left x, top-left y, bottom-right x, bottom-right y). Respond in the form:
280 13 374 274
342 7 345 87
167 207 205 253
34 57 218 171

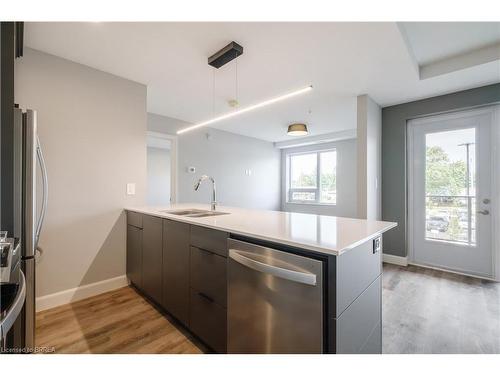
146 131 177 205
408 107 497 279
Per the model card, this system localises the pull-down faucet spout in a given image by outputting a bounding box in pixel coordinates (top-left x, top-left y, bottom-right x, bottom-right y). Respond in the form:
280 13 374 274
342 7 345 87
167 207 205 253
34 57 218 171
194 175 217 211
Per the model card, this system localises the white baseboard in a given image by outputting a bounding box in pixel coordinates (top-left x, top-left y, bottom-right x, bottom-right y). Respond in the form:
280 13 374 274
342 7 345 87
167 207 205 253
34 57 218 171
36 275 129 312
383 253 408 266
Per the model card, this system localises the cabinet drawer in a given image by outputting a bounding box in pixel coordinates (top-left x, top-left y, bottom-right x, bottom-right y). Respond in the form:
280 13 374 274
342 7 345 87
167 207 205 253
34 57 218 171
336 236 382 316
190 226 228 257
190 246 227 307
127 211 143 229
190 289 227 353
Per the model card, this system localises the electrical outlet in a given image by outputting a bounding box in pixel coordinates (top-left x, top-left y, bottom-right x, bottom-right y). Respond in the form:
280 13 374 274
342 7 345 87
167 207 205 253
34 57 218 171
373 237 381 254
126 183 136 195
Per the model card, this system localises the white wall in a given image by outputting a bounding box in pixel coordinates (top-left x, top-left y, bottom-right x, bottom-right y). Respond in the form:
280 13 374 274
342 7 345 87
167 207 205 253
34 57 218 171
147 147 171 205
15 48 147 298
281 140 358 217
357 94 382 220
148 113 281 210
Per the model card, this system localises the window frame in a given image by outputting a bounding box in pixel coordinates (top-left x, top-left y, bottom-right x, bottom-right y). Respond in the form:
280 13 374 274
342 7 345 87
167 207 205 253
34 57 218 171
287 148 337 205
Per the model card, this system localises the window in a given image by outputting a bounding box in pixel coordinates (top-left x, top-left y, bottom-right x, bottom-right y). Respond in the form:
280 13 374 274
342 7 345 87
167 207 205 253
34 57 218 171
287 150 337 204
424 128 476 244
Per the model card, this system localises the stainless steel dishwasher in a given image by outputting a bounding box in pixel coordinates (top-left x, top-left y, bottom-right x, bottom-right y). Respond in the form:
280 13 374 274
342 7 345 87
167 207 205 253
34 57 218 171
227 238 323 354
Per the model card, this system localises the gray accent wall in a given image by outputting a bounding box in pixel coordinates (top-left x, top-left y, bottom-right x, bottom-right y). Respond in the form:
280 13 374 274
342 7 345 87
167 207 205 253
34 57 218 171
148 113 281 211
15 48 147 298
382 83 500 257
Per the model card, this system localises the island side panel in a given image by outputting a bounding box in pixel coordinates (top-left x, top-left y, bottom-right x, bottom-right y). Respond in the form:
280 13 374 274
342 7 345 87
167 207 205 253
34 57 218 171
333 236 383 354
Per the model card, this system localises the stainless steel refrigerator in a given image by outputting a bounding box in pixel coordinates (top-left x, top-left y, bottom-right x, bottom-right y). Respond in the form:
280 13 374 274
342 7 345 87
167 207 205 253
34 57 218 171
1 21 46 351
12 107 48 350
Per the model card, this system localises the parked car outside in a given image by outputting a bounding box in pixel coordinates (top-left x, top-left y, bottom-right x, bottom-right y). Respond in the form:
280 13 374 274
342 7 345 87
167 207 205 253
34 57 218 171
426 216 450 232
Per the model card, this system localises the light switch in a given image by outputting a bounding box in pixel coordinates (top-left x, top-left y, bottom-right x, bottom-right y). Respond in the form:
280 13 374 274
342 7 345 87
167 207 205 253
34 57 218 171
126 183 136 195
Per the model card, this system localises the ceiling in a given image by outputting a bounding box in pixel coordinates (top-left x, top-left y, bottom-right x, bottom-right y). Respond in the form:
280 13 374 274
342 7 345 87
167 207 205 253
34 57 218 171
399 22 500 65
24 22 500 142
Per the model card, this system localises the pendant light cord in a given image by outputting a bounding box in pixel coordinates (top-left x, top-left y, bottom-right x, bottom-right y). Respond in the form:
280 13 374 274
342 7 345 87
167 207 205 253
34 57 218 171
212 68 216 116
235 57 239 104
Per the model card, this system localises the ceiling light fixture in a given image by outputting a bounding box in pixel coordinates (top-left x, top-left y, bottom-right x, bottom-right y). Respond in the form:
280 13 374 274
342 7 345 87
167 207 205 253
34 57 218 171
177 85 313 135
287 123 308 136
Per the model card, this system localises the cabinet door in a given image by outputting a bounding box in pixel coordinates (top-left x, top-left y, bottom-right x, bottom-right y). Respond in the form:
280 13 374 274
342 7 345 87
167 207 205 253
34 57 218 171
126 225 143 288
162 219 190 326
142 215 163 304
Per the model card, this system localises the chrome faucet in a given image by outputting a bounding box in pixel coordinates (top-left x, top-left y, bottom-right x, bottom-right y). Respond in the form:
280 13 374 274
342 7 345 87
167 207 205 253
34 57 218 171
194 175 217 211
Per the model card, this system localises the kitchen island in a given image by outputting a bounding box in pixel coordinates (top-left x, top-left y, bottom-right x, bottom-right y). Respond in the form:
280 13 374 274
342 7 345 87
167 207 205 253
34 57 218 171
125 204 396 354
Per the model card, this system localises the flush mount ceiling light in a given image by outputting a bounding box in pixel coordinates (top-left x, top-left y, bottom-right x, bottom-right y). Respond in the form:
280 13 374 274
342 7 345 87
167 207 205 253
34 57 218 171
177 85 313 135
287 123 309 136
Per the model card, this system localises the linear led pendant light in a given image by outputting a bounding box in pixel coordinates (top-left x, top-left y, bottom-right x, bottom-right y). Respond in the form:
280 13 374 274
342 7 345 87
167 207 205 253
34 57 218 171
177 41 312 135
177 85 313 135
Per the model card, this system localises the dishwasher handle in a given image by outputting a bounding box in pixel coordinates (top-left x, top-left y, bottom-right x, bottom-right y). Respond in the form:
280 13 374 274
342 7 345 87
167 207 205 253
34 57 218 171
229 249 317 286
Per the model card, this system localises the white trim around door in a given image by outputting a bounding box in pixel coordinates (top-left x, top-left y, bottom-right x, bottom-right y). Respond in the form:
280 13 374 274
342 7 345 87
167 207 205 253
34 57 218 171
146 131 178 204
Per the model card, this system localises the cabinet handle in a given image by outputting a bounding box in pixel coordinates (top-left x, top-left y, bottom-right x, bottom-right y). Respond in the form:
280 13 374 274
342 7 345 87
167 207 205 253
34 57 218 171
198 292 214 303
197 247 214 256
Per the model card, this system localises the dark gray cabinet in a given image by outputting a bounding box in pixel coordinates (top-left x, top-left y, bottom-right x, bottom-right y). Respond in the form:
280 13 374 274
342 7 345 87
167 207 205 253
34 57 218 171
190 246 227 307
190 289 227 353
162 219 190 326
190 225 228 257
142 215 163 305
127 211 143 229
126 210 383 354
126 224 143 289
127 211 227 345
188 229 228 352
126 211 143 289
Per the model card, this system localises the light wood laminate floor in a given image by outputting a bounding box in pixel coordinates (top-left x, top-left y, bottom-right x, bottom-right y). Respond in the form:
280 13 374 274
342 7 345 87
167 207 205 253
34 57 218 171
36 264 500 354
36 286 206 353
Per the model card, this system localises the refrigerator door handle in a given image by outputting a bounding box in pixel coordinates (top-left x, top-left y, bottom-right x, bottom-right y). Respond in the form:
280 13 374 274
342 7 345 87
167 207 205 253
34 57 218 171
35 135 48 247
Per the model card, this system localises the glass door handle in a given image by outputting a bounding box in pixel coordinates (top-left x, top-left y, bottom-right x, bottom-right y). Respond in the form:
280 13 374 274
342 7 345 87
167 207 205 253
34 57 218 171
477 210 490 215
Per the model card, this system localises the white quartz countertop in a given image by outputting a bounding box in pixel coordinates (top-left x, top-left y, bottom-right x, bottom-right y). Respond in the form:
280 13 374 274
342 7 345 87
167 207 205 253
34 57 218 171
126 204 397 256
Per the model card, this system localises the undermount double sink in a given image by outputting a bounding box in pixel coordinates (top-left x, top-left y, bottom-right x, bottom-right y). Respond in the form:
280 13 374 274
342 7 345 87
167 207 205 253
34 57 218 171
160 208 230 218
